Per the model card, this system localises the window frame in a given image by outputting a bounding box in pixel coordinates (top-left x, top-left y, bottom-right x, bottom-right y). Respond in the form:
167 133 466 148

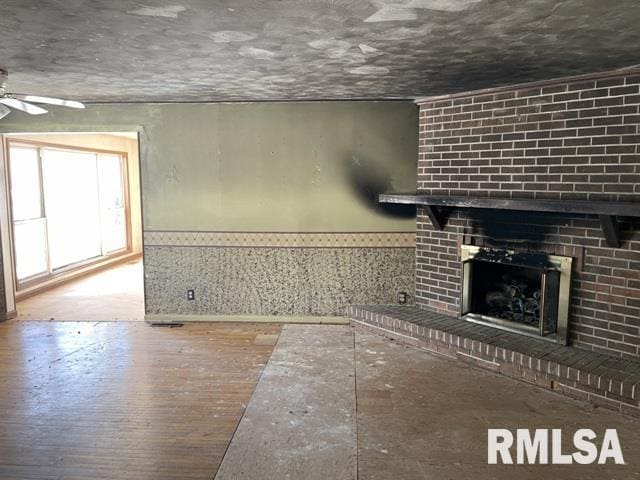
5 138 132 292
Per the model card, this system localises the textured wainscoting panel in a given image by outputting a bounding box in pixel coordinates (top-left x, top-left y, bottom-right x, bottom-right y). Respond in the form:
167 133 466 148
144 246 415 316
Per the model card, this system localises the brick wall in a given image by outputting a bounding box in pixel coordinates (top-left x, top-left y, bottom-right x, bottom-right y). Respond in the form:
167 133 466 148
416 71 640 360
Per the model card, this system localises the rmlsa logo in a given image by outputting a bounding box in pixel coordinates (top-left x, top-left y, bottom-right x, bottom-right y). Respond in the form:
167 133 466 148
488 429 625 465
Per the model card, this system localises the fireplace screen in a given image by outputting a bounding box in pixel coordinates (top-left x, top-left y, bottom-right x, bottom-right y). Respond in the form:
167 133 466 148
460 246 572 344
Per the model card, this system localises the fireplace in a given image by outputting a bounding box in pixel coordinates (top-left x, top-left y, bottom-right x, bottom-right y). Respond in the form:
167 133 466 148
460 246 572 345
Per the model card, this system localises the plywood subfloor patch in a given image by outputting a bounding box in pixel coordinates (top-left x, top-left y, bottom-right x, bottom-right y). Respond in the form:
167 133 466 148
215 324 357 480
215 326 640 479
354 330 640 480
0 321 281 480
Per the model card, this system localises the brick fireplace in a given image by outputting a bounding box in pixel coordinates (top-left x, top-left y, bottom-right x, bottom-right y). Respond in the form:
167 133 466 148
415 71 640 360
349 70 640 415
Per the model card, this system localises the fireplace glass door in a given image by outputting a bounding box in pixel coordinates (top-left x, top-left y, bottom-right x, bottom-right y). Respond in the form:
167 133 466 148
461 261 558 336
460 246 572 344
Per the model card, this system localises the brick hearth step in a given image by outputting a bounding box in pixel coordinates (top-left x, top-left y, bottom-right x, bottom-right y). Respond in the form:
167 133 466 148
348 305 640 417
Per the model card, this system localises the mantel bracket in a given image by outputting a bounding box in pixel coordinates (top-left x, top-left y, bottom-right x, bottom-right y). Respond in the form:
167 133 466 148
378 194 638 246
598 215 621 248
423 205 447 231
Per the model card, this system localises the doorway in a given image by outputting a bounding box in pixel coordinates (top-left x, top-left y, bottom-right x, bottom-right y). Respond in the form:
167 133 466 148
4 132 144 321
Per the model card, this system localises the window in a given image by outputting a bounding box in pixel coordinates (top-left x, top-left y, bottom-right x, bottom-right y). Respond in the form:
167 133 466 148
8 142 130 287
9 146 48 281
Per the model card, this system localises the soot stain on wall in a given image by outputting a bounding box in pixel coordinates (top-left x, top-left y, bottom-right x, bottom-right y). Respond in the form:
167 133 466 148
344 154 416 219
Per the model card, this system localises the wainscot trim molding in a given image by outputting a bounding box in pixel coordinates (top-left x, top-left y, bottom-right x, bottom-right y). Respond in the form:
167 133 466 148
143 231 416 248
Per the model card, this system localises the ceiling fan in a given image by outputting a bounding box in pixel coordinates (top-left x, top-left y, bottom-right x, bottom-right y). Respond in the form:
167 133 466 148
0 69 85 120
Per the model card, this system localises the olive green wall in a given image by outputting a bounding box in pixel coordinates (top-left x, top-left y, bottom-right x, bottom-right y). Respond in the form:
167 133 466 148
0 101 417 318
0 102 417 232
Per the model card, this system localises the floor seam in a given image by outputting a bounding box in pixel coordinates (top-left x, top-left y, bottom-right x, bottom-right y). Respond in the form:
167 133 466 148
210 325 284 480
353 326 359 480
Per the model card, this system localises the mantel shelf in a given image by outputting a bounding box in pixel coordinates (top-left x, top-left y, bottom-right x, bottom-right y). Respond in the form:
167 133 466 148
379 193 640 248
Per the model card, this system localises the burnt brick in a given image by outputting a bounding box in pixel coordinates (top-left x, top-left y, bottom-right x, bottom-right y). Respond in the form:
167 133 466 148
568 80 597 91
607 125 637 135
568 100 595 110
517 88 542 98
581 88 610 99
551 128 577 138
596 78 626 88
593 116 625 126
566 119 593 128
611 85 640 96
578 127 606 136
609 105 639 115
579 108 609 118
543 84 568 94
625 95 640 105
596 97 625 107
592 136 621 145
564 138 592 147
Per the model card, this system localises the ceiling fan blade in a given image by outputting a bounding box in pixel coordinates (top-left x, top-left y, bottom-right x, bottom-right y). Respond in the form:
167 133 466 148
0 98 48 115
0 104 10 120
12 94 85 109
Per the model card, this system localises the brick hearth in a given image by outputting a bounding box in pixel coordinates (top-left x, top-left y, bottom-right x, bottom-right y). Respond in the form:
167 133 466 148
348 305 640 417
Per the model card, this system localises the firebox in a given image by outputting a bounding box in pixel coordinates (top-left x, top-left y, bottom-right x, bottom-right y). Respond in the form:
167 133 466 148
460 246 572 345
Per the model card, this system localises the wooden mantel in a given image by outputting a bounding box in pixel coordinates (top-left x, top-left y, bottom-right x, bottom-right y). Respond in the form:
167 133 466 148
379 193 640 248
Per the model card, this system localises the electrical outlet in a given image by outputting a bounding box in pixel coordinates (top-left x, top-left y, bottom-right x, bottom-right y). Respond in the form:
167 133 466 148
187 289 195 301
397 291 407 304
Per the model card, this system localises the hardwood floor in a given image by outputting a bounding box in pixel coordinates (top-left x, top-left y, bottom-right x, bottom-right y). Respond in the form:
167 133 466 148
16 260 144 322
0 321 281 480
3 321 637 479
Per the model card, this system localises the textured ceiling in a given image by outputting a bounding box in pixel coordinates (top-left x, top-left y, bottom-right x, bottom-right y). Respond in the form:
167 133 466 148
1 0 640 102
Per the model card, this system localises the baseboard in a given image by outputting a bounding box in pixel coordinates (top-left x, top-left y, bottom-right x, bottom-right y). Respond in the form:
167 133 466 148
0 310 17 321
144 314 350 325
